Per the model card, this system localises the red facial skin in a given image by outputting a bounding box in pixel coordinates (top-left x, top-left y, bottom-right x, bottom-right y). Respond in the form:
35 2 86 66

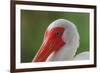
32 27 65 62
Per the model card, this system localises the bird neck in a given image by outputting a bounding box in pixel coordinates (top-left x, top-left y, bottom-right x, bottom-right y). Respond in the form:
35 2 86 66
46 35 79 61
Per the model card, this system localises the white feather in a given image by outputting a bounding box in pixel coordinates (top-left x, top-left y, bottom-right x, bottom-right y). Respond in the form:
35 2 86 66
74 51 89 60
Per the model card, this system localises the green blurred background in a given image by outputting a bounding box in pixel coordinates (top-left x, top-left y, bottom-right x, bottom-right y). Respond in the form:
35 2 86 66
21 10 89 63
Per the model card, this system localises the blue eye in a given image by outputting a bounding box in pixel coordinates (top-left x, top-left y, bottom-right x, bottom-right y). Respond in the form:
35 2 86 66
56 32 62 36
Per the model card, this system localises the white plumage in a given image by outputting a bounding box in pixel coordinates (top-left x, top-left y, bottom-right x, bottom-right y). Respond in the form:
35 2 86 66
74 51 89 60
46 19 89 61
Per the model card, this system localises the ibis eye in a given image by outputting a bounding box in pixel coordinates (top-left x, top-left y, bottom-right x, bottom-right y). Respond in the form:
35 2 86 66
56 32 62 36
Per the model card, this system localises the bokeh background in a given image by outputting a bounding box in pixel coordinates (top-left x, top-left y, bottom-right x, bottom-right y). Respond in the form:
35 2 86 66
21 10 89 63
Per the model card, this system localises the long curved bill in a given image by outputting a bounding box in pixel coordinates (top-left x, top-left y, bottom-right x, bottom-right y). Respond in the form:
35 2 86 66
32 38 65 62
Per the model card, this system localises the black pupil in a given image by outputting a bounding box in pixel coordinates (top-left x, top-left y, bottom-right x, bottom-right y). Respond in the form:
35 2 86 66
56 32 62 36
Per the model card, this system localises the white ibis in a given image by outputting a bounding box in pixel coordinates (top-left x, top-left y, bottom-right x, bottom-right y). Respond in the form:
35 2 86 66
32 19 89 62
